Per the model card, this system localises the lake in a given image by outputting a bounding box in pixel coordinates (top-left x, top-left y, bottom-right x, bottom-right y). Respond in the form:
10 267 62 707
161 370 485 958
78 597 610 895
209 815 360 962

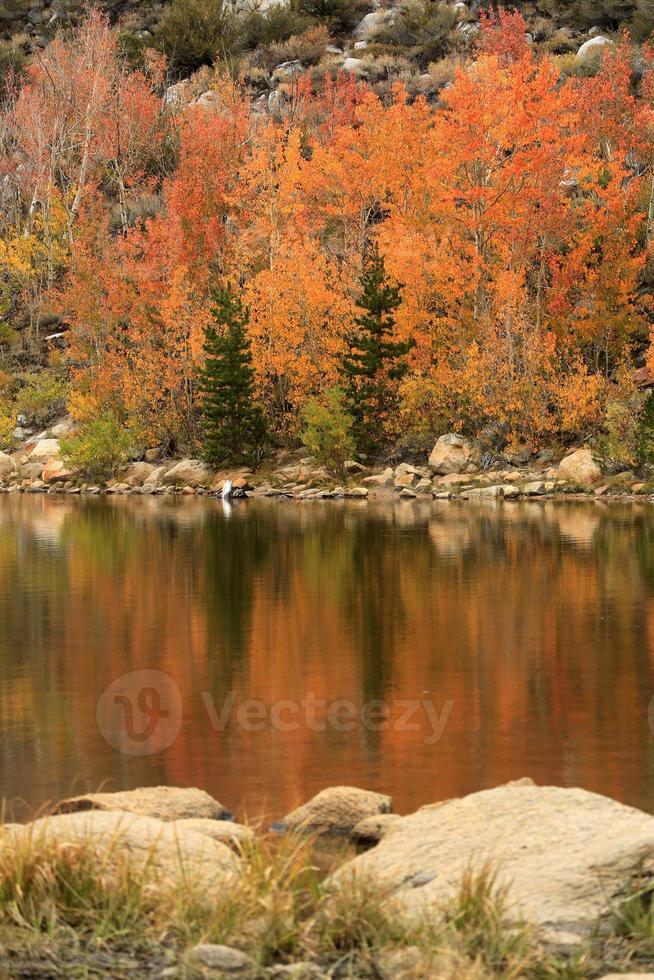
1 494 653 823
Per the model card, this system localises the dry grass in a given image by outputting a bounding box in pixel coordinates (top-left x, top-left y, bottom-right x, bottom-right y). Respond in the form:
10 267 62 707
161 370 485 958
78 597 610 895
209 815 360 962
0 827 651 977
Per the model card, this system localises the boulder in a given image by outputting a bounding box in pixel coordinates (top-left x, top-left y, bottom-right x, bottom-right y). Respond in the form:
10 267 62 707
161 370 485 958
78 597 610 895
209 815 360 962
161 459 213 487
27 438 60 462
429 434 479 475
170 818 254 851
354 9 395 39
42 458 75 484
187 944 257 973
120 462 156 487
0 451 16 480
18 461 45 481
331 783 654 946
4 809 237 889
52 785 231 822
49 418 74 438
501 484 520 499
280 786 392 835
351 813 403 846
577 35 612 60
465 485 502 499
364 468 394 486
523 481 546 496
436 472 470 486
556 449 601 486
342 57 364 74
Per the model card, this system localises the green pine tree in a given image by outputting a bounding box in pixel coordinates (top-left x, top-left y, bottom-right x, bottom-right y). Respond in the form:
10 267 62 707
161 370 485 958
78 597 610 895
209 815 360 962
340 243 413 456
199 284 267 467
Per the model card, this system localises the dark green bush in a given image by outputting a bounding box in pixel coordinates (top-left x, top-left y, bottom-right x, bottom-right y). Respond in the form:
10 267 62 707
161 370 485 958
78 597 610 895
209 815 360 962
0 39 26 90
296 0 362 34
637 391 654 466
540 0 635 29
243 6 310 48
155 0 242 75
372 0 458 66
632 0 654 38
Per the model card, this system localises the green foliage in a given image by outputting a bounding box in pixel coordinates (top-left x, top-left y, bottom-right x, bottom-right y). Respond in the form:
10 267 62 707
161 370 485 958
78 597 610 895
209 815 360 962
540 0 635 29
17 371 67 428
601 396 640 464
155 0 242 75
637 391 654 466
60 416 133 483
0 39 26 90
199 284 267 468
0 405 15 452
301 387 355 475
340 244 413 456
243 6 309 48
295 0 362 34
373 0 457 65
441 864 532 973
632 0 654 39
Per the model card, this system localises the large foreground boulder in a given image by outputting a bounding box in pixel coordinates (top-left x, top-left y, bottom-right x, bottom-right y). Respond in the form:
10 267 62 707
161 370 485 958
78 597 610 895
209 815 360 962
161 458 213 487
280 786 392 835
556 448 601 486
3 809 237 889
428 434 479 475
52 785 231 822
170 818 254 851
331 783 654 946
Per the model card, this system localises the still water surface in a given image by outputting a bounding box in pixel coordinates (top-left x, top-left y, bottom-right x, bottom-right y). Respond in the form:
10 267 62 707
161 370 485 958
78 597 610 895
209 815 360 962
1 495 653 822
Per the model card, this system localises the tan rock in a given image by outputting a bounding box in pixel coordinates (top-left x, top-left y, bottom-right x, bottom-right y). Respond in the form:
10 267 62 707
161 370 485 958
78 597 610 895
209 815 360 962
0 451 16 480
281 786 392 835
161 459 213 487
120 462 155 487
52 785 231 822
3 809 237 889
42 458 75 484
171 818 254 851
436 472 470 486
556 448 601 486
331 783 654 946
351 813 403 846
523 481 546 496
27 438 60 462
429 433 479 475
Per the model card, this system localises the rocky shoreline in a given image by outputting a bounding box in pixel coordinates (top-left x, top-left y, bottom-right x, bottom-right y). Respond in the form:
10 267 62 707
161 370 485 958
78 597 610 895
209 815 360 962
2 425 654 506
5 781 654 978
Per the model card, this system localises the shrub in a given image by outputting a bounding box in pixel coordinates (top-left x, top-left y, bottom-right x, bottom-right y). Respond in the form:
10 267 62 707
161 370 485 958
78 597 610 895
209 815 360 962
243 6 309 49
155 0 242 75
637 391 654 466
17 372 68 428
60 416 133 483
301 387 355 475
0 406 15 452
632 0 654 38
0 38 26 90
372 0 458 65
268 24 332 67
296 0 362 34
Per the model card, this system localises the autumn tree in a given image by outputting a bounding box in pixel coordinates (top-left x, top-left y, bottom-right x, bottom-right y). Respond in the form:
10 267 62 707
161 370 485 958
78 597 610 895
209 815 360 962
199 284 267 467
340 244 412 455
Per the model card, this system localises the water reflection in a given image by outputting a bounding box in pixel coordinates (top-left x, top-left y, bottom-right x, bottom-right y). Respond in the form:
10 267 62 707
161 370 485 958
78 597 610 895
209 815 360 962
0 495 653 821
